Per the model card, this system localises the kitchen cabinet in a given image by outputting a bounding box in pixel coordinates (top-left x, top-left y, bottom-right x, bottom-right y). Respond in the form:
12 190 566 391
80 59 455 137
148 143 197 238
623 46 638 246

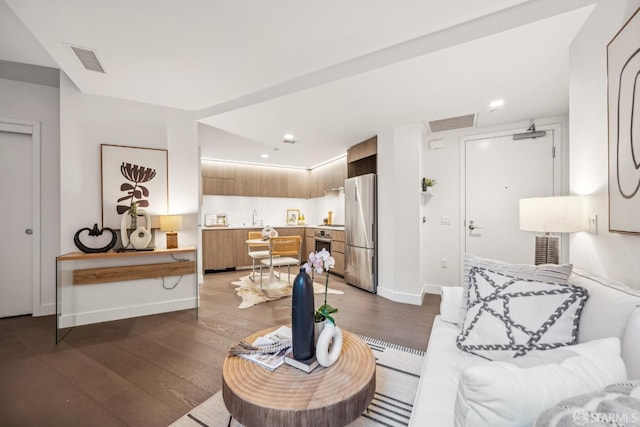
347 136 377 178
331 230 345 277
203 227 306 272
202 160 308 198
202 161 236 195
309 157 347 198
305 228 315 262
203 229 236 270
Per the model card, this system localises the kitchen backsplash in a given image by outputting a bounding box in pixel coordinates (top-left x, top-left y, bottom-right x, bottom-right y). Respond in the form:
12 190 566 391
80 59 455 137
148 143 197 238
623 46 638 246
202 194 345 227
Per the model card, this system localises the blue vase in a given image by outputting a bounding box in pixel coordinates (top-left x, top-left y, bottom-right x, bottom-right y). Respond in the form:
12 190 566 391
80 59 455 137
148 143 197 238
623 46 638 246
292 267 315 360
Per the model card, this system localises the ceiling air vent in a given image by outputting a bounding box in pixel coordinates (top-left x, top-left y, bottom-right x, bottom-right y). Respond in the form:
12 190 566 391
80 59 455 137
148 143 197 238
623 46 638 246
70 46 105 73
427 114 476 133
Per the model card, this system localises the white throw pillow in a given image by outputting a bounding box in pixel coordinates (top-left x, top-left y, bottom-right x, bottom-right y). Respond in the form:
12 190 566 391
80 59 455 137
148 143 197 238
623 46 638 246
460 255 573 327
440 286 464 325
454 337 628 427
457 266 588 360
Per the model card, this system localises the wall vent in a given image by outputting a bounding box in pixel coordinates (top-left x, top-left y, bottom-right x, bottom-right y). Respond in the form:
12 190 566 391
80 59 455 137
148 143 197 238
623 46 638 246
427 114 476 133
70 46 105 73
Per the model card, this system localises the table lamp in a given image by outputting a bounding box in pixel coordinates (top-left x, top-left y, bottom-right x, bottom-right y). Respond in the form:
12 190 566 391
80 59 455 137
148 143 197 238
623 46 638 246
160 215 183 249
519 196 585 265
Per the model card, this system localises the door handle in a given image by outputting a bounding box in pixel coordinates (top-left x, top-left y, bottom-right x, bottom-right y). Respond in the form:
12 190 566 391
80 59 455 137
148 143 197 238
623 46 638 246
468 221 483 231
25 228 33 235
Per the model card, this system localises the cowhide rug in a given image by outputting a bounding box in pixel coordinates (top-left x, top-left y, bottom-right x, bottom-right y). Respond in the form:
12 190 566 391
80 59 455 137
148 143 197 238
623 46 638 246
231 273 343 309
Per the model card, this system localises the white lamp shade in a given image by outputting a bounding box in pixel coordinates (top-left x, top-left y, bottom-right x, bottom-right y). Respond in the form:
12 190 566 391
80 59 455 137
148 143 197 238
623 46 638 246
160 215 183 232
519 196 586 233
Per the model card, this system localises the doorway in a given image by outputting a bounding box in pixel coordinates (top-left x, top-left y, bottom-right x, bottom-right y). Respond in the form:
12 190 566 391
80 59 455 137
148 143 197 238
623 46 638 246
0 119 40 317
460 125 561 279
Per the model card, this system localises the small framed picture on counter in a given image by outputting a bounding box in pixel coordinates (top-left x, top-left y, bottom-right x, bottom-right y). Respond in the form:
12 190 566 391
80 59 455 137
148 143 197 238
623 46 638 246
286 209 300 225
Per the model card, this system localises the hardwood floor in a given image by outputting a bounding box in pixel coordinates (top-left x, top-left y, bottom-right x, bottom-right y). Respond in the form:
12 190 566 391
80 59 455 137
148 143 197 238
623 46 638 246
0 270 439 427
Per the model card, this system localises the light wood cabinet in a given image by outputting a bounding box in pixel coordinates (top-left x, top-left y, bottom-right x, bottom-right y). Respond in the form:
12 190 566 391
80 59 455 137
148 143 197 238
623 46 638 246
347 136 377 163
202 161 236 196
203 229 236 270
203 227 306 271
309 157 347 198
203 160 310 198
347 136 377 178
330 230 345 277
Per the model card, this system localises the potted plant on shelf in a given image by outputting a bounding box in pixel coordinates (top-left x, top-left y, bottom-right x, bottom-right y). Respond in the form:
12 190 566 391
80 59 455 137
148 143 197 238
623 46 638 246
422 178 436 193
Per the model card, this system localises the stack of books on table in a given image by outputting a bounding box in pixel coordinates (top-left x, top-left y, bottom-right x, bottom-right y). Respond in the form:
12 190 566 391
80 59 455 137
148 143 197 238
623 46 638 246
284 351 319 373
238 326 292 371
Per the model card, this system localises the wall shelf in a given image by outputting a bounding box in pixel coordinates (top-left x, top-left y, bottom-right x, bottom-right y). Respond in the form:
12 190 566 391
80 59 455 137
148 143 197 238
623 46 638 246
56 246 198 343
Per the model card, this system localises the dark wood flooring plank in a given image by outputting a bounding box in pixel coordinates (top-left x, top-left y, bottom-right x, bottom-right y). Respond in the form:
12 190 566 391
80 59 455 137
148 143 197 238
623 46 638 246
0 268 439 426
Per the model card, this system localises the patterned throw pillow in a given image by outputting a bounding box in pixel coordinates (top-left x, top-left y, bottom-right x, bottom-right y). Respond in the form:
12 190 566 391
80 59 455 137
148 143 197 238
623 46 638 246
457 266 588 360
534 381 640 427
459 255 574 327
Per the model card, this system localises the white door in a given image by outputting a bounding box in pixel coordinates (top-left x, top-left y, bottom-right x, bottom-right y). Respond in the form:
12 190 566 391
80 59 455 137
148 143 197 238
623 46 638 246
0 129 33 317
464 130 557 265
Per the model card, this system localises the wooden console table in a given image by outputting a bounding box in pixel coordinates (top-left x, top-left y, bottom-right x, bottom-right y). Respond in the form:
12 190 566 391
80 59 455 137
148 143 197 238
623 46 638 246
223 327 376 427
56 246 198 343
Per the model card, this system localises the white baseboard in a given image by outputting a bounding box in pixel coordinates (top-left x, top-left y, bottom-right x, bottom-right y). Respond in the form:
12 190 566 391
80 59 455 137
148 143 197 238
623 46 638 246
422 283 442 295
58 297 198 328
377 285 423 305
32 302 56 317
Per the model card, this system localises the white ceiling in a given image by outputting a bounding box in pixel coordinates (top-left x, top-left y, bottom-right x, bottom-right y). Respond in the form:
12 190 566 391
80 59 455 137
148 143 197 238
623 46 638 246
1 0 596 168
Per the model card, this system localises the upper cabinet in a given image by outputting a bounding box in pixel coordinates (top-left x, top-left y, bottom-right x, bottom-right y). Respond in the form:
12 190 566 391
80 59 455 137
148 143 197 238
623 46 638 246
308 157 347 199
347 136 377 178
201 158 343 199
202 161 236 195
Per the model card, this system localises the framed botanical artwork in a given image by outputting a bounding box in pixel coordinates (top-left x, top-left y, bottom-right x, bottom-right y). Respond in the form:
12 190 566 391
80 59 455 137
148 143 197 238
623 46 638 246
608 7 640 234
101 144 168 228
286 209 300 226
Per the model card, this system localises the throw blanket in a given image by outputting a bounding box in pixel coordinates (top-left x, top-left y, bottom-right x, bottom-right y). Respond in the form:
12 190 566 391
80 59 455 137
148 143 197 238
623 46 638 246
535 381 640 426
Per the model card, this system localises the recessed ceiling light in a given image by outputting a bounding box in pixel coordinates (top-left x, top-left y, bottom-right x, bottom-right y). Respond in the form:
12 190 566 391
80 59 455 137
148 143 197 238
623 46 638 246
261 154 269 159
489 99 504 109
283 133 295 140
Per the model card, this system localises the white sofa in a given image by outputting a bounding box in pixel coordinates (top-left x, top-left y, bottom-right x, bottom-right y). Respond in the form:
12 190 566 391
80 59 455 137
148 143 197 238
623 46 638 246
409 267 640 427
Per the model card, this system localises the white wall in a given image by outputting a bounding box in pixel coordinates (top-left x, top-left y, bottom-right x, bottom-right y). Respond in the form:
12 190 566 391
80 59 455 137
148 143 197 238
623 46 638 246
0 74 60 315
60 74 199 251
377 124 424 304
569 0 640 288
420 117 569 291
201 193 345 228
59 73 200 325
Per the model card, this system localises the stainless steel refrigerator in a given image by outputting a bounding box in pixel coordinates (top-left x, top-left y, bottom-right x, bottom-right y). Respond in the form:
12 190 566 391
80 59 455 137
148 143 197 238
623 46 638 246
344 173 377 293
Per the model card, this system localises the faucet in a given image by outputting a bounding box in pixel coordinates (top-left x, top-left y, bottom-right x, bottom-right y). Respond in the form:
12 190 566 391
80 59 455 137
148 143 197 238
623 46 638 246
252 209 257 226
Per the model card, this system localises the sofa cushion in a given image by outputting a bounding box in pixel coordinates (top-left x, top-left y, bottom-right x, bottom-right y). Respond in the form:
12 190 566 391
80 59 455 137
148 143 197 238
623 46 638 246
440 286 464 325
461 255 573 326
454 337 627 427
409 316 485 427
457 266 588 360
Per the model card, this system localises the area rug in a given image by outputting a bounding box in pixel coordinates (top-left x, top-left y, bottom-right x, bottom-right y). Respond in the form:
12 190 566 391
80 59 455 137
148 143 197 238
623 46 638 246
170 336 425 427
231 273 343 309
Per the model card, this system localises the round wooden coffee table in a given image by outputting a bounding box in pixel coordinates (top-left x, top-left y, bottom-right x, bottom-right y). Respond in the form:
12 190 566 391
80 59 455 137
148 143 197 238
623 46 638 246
222 327 376 427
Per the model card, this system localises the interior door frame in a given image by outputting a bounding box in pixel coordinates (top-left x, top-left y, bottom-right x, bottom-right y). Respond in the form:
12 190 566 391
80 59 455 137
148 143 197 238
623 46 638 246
0 117 41 316
458 122 564 284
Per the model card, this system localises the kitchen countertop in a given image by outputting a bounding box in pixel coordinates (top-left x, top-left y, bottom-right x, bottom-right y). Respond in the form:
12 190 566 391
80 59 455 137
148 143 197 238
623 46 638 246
201 225 344 231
